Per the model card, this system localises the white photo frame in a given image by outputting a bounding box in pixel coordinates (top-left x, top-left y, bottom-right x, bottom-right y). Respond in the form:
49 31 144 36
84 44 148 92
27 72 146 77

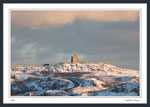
3 3 147 104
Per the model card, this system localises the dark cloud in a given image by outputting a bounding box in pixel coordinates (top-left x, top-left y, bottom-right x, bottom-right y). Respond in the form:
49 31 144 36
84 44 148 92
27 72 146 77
11 20 139 70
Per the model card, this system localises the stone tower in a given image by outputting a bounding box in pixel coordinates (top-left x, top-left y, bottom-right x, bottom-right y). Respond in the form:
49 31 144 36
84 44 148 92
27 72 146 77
71 54 78 63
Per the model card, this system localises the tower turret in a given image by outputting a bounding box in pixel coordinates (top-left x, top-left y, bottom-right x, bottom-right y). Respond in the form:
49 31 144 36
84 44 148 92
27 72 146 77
71 54 78 63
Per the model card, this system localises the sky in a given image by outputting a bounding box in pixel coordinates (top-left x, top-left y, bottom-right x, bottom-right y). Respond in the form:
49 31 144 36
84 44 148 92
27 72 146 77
11 11 139 70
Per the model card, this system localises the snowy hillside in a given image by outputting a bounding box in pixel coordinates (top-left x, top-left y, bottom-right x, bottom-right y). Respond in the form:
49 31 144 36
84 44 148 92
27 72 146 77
11 63 139 96
51 63 139 77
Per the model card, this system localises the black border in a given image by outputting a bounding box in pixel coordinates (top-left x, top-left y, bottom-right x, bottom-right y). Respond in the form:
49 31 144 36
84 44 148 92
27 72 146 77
147 2 150 105
0 0 149 106
0 0 148 3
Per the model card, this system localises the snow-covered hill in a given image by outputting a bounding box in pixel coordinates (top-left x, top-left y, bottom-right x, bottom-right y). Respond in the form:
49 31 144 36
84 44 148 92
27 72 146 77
11 63 139 96
51 63 139 77
12 63 139 77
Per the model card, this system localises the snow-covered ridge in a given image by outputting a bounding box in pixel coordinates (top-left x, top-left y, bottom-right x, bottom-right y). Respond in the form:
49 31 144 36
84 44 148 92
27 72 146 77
51 63 139 77
11 62 139 77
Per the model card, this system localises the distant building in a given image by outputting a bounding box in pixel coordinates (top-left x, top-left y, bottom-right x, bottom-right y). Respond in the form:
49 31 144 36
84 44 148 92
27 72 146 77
71 54 78 63
43 64 49 66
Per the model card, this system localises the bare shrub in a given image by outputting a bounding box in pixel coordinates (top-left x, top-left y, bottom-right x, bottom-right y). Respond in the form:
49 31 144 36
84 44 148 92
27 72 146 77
28 77 36 81
55 72 91 78
15 81 25 87
47 77 52 81
33 92 36 96
40 71 50 75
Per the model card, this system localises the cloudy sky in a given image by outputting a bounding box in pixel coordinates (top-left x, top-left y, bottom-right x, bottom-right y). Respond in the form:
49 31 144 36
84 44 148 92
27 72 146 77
11 11 139 70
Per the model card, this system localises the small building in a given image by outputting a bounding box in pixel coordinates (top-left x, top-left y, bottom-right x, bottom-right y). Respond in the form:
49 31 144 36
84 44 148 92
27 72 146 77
43 64 49 66
71 54 78 63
